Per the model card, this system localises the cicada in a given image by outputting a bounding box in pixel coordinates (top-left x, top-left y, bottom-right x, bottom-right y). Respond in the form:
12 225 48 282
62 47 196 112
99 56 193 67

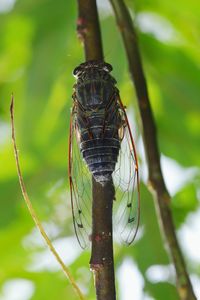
69 61 140 248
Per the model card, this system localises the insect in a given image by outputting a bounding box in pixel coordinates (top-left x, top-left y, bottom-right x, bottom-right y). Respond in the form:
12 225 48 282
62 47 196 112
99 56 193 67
69 61 140 248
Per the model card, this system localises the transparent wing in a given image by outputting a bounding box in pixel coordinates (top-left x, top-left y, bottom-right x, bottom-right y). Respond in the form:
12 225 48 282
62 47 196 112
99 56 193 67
69 108 92 249
113 97 140 245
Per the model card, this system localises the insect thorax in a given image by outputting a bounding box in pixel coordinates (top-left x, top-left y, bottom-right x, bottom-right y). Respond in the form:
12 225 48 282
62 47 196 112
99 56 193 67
73 61 117 110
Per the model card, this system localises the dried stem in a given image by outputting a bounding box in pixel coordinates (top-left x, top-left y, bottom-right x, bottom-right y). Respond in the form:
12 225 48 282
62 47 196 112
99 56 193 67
109 0 196 299
76 1 116 299
10 96 85 300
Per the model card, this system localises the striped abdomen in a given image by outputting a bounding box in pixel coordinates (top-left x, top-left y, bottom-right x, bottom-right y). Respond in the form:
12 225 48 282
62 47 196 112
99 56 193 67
81 136 120 184
78 104 121 184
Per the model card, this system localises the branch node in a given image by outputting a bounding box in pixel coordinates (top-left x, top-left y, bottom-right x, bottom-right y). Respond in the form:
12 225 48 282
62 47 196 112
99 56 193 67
92 231 112 242
77 17 88 42
90 264 104 272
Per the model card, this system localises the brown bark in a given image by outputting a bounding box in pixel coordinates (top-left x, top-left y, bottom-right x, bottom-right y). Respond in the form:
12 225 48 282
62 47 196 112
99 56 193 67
109 1 196 299
76 1 116 299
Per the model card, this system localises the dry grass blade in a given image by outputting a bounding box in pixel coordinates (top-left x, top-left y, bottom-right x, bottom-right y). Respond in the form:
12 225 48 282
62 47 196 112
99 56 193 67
10 95 85 300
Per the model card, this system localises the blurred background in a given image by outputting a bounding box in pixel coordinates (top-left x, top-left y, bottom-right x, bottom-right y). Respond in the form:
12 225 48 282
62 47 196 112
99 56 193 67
0 0 200 299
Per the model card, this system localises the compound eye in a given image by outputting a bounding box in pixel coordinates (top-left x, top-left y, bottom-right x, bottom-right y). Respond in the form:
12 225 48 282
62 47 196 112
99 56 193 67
73 66 83 77
103 63 113 72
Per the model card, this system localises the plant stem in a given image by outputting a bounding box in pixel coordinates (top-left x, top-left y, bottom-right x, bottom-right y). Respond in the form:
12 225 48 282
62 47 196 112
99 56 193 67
10 97 85 300
76 1 116 299
76 0 103 61
91 178 116 300
109 1 196 299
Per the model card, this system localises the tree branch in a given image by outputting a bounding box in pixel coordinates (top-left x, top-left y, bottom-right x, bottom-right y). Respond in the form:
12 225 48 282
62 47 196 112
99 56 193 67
109 1 196 299
76 1 116 299
76 0 103 61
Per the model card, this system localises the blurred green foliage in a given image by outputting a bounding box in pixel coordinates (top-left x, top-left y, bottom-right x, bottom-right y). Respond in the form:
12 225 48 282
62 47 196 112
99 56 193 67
0 0 200 299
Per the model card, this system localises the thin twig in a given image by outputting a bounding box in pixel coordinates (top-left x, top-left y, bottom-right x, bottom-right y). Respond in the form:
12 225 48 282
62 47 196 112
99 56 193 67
76 1 116 299
10 95 85 300
109 1 196 299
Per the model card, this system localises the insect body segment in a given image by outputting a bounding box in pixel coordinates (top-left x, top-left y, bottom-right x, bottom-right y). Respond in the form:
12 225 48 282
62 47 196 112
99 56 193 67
69 61 140 248
73 61 122 184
